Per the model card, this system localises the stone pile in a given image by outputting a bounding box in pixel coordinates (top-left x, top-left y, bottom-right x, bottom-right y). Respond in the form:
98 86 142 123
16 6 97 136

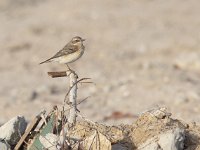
0 108 200 150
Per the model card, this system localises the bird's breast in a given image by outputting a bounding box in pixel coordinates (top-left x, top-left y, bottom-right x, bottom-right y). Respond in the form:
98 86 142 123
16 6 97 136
58 49 84 64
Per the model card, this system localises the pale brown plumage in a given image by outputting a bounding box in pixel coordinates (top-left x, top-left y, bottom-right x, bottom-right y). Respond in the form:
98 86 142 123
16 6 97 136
40 36 85 65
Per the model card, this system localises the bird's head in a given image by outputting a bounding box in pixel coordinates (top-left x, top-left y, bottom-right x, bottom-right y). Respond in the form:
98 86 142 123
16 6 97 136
71 36 85 45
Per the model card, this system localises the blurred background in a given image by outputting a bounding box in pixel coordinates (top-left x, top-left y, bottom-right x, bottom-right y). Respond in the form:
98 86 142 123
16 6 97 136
0 0 200 125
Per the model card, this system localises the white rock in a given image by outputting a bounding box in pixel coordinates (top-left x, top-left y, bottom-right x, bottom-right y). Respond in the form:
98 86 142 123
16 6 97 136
0 141 11 150
81 131 111 150
0 116 27 146
138 128 185 150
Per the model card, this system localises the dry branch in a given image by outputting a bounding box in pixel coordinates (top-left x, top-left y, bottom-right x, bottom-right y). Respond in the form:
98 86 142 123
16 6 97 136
48 71 69 78
68 71 78 125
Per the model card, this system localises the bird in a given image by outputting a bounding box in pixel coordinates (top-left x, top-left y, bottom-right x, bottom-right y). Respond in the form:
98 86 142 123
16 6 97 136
40 36 85 70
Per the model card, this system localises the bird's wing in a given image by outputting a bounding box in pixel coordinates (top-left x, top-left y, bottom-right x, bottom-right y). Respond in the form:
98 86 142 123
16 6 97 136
51 44 78 59
39 45 78 64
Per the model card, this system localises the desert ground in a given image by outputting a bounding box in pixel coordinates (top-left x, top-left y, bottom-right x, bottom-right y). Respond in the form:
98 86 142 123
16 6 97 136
0 0 200 125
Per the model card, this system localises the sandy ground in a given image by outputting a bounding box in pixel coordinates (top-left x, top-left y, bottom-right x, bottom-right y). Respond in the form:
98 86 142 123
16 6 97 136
0 0 200 125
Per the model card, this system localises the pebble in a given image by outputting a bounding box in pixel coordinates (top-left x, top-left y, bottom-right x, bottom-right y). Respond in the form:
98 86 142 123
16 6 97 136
138 128 185 150
0 141 10 150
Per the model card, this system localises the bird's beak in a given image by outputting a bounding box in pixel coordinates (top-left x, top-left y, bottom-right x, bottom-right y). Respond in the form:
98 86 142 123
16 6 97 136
82 39 86 41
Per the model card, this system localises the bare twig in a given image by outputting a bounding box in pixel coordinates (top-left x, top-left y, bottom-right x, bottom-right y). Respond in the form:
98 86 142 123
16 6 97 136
79 81 93 84
14 110 46 150
63 96 90 113
64 78 91 103
96 131 101 150
68 71 78 125
89 130 97 150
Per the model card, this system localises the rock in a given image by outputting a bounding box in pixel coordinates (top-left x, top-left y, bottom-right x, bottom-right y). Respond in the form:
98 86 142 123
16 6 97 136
39 133 59 150
0 140 11 150
0 116 27 146
112 143 130 150
81 131 111 150
138 128 185 150
138 142 161 150
148 107 171 119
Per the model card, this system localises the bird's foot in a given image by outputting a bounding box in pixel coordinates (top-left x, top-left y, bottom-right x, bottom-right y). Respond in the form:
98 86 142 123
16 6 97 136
66 65 78 78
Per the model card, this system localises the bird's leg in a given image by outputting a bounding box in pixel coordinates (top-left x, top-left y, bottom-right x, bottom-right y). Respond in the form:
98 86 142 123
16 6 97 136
66 64 71 71
66 64 77 77
66 64 73 73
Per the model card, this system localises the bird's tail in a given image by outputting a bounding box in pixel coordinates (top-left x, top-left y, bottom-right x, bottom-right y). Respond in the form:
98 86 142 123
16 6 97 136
39 58 52 64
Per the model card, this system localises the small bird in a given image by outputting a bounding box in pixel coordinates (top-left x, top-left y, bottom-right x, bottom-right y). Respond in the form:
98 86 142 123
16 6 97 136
40 36 85 69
